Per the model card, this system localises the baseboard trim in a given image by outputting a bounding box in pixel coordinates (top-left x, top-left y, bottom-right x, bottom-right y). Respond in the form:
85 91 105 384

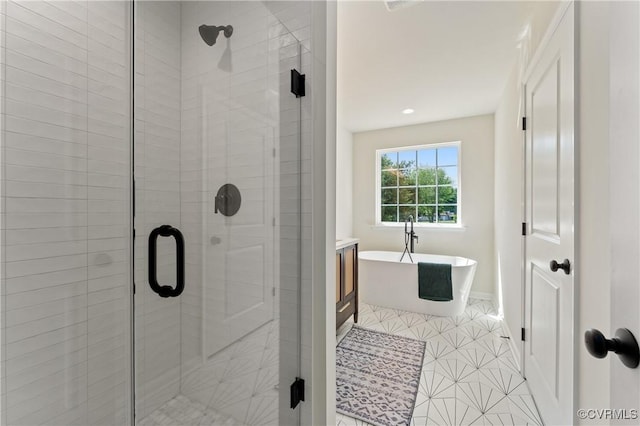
469 291 493 301
502 321 523 373
468 291 521 373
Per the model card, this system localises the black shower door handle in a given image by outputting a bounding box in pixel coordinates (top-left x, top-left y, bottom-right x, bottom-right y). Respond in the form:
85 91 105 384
148 225 185 298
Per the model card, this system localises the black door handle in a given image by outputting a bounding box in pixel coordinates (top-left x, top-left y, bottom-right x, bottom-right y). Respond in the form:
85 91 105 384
585 328 640 368
148 225 185 298
550 259 571 274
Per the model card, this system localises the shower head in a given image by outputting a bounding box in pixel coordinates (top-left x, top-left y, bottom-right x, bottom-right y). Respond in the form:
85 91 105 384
199 24 233 46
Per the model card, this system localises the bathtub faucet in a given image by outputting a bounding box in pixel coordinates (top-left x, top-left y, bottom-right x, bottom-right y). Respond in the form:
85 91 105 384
406 215 419 253
399 215 418 264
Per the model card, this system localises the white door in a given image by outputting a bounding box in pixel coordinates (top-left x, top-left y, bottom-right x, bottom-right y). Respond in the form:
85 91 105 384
609 0 640 413
523 3 574 425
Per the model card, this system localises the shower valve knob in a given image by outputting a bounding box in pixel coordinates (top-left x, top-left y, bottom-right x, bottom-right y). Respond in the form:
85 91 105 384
214 184 241 216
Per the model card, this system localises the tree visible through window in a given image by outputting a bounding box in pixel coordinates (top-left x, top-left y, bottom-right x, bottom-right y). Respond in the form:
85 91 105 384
378 144 459 224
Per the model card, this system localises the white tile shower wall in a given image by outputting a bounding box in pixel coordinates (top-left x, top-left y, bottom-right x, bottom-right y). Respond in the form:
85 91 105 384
1 2 6 425
265 1 312 52
0 1 131 425
134 1 182 419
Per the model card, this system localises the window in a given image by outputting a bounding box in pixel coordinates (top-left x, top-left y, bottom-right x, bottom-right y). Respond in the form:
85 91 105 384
377 142 460 225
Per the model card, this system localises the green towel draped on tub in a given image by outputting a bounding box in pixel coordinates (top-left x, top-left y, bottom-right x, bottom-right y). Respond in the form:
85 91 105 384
418 262 453 301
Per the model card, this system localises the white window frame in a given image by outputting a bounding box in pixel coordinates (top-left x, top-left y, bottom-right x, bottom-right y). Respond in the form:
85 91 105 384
375 141 462 228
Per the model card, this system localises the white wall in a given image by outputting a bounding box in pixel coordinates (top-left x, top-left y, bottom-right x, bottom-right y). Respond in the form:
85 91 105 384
335 124 353 239
353 114 495 295
577 1 612 416
0 2 132 424
493 0 560 365
308 1 336 424
606 0 640 415
493 64 522 347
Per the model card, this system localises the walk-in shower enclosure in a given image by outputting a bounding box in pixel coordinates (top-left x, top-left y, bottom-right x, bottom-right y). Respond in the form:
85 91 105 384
0 1 312 424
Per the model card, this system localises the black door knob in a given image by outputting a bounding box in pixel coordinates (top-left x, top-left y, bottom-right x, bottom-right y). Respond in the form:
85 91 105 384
550 259 571 274
585 328 640 368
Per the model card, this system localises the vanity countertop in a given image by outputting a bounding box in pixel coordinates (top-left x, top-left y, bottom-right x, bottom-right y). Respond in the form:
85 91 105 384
336 238 359 250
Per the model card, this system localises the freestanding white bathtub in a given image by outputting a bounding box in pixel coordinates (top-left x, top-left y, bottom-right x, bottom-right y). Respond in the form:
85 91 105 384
359 251 477 317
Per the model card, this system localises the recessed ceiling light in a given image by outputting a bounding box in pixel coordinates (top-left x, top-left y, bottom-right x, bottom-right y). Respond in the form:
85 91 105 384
402 108 414 115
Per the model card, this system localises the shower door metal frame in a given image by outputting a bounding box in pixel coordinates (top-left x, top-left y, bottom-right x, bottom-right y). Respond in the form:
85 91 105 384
128 1 136 423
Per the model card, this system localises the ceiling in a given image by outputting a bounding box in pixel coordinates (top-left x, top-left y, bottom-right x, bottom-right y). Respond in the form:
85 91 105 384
337 1 555 133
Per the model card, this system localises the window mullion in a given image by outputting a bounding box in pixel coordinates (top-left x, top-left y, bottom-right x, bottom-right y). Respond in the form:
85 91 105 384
435 186 439 223
396 160 399 223
414 150 418 221
435 148 439 223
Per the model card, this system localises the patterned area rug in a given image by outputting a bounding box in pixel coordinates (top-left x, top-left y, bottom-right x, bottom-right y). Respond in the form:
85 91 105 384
336 326 426 426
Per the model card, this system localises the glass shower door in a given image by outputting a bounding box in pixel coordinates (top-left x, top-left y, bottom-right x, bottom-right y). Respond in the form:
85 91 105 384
133 2 304 425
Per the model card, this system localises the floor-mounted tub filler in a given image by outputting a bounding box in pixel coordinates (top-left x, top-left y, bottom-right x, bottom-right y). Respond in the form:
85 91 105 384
359 251 477 317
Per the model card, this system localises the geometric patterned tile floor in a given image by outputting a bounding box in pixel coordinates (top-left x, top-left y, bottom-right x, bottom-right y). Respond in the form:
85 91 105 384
139 320 279 425
179 320 279 425
138 395 239 426
336 299 543 426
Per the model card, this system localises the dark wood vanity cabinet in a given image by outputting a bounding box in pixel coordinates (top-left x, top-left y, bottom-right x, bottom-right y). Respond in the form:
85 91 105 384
336 243 358 329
